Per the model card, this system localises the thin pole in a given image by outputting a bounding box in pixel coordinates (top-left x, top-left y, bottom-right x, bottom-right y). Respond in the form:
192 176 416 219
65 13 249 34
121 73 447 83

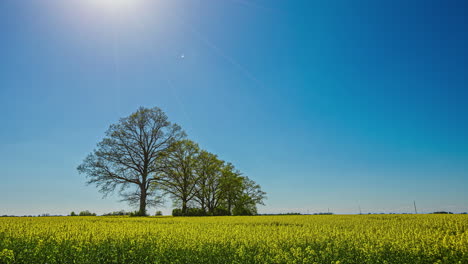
359 205 362 215
414 201 418 214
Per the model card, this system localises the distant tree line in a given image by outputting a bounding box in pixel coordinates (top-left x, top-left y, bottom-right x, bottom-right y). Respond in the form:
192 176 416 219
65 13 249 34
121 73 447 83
102 210 131 216
70 210 96 216
69 210 163 217
78 107 266 216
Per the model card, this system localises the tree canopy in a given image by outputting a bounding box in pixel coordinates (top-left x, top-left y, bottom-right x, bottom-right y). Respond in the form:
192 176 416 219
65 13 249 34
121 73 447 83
77 107 185 216
78 106 266 216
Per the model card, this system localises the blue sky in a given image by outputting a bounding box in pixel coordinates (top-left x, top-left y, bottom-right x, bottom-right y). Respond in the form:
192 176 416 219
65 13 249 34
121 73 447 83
1 0 467 215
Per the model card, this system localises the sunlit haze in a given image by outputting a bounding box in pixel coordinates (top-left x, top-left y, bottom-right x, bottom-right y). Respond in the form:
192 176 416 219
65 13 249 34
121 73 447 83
81 0 146 14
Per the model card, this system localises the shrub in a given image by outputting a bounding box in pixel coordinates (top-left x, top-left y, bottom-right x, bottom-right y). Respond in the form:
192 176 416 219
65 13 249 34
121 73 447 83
79 210 96 216
102 210 131 216
213 207 230 216
233 207 254 216
172 208 208 216
187 208 207 216
129 211 147 217
172 209 183 217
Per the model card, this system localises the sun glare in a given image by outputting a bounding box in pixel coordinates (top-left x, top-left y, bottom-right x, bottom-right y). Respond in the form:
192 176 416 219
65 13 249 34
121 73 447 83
84 0 144 14
93 0 135 9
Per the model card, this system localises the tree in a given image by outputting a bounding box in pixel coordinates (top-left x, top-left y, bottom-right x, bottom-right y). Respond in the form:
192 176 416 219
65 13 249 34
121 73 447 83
193 150 224 214
77 107 185 216
78 210 96 216
215 163 267 215
219 162 245 214
233 177 267 215
158 140 200 215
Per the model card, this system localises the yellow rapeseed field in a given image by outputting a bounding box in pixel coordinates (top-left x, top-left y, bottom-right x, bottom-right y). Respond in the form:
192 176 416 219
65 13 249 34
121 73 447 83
0 215 467 263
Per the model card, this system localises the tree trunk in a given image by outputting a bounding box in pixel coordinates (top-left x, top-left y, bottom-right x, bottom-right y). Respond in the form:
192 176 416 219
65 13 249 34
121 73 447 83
139 186 147 216
182 200 187 215
201 200 205 212
227 197 232 214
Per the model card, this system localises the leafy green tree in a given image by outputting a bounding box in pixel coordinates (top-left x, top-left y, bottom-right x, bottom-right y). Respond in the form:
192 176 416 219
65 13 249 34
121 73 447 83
219 163 245 214
158 140 200 214
193 150 224 214
77 107 184 216
216 163 266 215
232 177 266 215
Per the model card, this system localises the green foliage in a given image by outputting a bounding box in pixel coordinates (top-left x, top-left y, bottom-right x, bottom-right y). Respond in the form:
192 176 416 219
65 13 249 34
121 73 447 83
172 208 207 217
159 139 200 215
70 212 77 216
187 208 207 217
232 205 255 216
172 208 183 216
159 140 266 217
102 210 132 216
129 211 147 217
213 207 230 216
78 211 96 216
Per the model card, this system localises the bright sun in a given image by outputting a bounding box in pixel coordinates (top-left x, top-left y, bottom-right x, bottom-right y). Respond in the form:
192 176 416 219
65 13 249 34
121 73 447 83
94 0 134 8
85 0 143 13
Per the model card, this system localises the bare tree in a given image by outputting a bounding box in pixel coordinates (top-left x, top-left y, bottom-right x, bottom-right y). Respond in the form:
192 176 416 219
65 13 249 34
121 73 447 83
77 107 184 216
